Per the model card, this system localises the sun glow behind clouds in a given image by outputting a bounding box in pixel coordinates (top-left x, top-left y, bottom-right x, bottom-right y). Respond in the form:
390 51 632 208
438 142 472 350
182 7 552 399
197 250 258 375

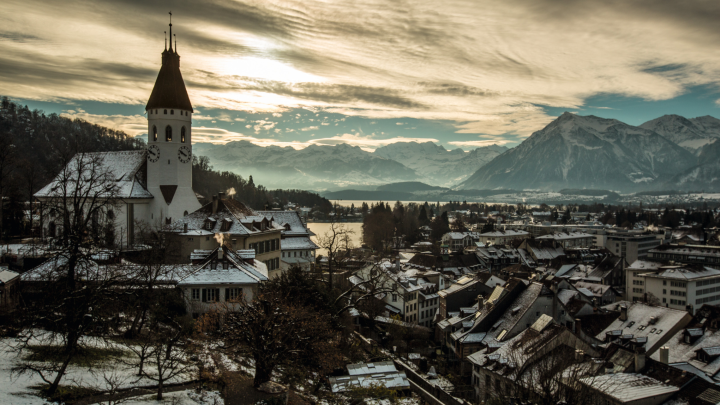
215 56 323 84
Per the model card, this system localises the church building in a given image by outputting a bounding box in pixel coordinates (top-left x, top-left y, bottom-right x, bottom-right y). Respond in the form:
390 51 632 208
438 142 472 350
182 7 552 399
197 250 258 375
35 20 201 246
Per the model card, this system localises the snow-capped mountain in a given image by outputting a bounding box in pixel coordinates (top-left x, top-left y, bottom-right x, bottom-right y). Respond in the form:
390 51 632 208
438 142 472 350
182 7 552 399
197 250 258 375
665 139 720 190
193 141 419 190
640 115 720 153
459 112 697 192
373 141 507 185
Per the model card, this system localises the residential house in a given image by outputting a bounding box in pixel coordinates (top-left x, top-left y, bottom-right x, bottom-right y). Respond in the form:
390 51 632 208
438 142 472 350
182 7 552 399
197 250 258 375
442 232 475 252
179 246 268 317
258 210 318 271
474 245 521 272
437 273 504 319
167 194 284 277
573 281 620 305
467 317 599 403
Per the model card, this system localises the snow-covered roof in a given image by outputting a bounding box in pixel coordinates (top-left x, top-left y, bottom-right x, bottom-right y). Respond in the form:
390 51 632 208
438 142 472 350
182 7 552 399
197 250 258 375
329 361 410 393
536 232 594 241
579 374 678 402
0 270 19 284
479 230 529 237
650 327 720 378
280 236 319 250
168 198 281 236
35 151 152 200
179 248 268 285
257 210 311 237
597 301 691 353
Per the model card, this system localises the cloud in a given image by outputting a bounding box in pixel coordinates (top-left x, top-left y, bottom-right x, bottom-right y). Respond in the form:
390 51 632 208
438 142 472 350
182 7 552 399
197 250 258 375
3 0 720 146
59 110 147 137
300 126 318 131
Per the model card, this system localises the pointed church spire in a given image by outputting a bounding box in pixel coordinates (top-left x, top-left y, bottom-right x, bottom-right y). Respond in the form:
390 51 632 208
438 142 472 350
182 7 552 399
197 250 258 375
146 13 193 112
168 12 173 52
164 31 167 51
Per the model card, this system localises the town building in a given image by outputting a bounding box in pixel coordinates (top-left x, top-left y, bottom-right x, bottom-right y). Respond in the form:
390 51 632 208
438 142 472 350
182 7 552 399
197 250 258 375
257 210 318 271
329 361 410 393
648 244 720 266
606 233 661 264
536 232 595 248
477 230 529 245
179 246 268 317
167 194 283 277
441 232 475 252
625 260 720 313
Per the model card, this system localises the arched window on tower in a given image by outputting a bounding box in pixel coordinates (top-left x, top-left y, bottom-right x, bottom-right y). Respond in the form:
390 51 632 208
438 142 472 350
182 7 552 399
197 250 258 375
153 125 158 142
164 109 167 114
181 126 186 143
165 125 172 141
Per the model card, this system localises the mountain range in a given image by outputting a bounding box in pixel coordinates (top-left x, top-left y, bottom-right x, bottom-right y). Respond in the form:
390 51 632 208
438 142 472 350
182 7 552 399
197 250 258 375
193 140 506 190
195 113 720 193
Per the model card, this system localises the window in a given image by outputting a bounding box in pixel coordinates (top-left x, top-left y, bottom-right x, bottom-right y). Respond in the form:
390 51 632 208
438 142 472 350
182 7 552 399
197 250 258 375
205 288 218 302
171 109 174 115
226 288 242 301
633 280 644 286
191 288 200 300
181 126 186 143
153 125 157 141
392 294 397 302
165 125 172 141
164 109 167 114
275 258 279 269
633 288 644 293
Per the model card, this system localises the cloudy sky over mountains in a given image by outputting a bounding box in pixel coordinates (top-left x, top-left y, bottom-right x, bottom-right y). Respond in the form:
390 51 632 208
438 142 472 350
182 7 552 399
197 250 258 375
2 0 720 150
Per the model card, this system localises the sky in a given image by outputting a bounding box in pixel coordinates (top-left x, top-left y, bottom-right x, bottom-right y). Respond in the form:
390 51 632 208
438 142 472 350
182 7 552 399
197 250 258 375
2 0 720 152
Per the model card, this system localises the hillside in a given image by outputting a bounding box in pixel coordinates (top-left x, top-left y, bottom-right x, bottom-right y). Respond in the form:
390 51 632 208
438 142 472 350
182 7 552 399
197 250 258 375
0 97 330 220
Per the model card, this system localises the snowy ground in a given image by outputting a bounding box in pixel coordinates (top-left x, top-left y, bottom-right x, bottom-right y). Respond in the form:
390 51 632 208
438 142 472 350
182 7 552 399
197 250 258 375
122 389 224 405
0 337 198 405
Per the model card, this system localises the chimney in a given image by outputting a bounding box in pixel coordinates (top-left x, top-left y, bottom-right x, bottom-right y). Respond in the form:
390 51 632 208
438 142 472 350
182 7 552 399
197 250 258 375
212 195 219 215
604 361 614 374
183 223 188 233
396 256 401 271
574 318 581 334
619 305 628 322
575 350 584 361
218 248 224 260
659 346 669 364
218 191 225 200
478 296 484 308
634 348 646 372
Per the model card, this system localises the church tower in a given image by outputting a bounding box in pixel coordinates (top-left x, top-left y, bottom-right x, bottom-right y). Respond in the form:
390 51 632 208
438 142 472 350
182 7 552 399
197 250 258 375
145 16 201 225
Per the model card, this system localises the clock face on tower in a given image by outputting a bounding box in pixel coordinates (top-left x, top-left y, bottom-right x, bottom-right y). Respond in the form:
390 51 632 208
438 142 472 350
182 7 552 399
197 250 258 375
178 145 191 164
147 145 160 163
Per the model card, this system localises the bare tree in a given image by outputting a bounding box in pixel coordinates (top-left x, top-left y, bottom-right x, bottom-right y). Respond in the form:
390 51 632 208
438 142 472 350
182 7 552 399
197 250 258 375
198 272 344 388
316 219 355 291
12 152 125 396
139 319 195 400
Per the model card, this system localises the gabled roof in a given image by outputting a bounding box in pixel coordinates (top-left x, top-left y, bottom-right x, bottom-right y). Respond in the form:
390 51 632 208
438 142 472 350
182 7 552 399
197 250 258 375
35 151 152 200
146 49 193 112
0 270 19 284
257 210 310 237
169 198 282 236
179 247 268 285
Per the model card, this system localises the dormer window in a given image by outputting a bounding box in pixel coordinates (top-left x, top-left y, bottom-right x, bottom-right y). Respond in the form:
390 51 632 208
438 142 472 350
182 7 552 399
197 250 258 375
153 125 158 141
165 125 172 141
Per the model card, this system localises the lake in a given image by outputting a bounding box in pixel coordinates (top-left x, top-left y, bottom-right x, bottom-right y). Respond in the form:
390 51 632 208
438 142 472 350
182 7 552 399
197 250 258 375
308 222 364 257
330 200 441 208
